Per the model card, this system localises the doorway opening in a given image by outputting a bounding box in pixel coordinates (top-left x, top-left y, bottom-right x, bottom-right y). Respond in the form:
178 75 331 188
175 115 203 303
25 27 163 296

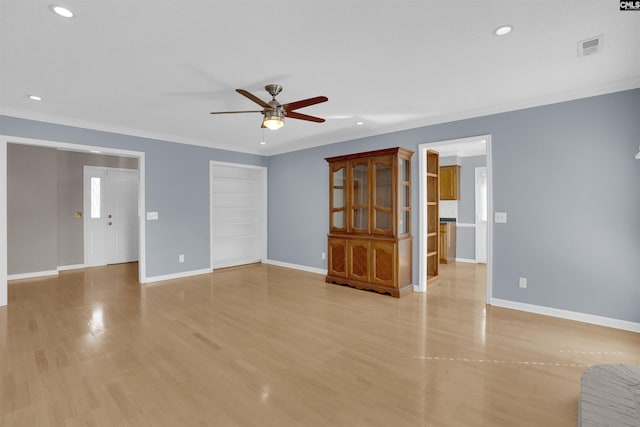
416 135 493 303
210 161 267 269
1 135 146 307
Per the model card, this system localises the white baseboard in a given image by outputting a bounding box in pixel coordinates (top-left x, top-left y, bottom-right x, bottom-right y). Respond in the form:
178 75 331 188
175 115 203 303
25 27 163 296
142 268 213 284
8 269 59 281
490 298 640 333
57 264 87 271
455 257 477 263
264 259 327 275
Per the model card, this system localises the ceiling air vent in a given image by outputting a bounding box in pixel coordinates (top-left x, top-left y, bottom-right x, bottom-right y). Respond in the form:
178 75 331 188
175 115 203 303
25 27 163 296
578 35 603 57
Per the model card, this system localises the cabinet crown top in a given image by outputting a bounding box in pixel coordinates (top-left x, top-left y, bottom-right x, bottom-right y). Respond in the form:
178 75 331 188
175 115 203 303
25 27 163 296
325 147 413 163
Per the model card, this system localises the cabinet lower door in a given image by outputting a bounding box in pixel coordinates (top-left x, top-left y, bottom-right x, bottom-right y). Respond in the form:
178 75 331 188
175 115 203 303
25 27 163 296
347 240 370 282
371 241 396 287
328 238 347 278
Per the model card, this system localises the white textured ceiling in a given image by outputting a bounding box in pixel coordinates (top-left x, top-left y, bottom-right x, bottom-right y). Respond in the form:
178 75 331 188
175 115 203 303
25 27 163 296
1 1 639 155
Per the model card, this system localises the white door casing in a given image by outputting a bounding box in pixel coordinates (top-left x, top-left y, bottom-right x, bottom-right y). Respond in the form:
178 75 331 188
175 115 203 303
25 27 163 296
475 167 488 264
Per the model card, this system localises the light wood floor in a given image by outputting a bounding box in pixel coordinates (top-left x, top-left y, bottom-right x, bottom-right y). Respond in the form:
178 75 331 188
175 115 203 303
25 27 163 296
1 262 639 426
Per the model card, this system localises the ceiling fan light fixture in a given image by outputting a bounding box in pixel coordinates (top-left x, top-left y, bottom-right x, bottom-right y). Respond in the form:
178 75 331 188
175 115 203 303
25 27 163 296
493 25 513 36
50 5 75 18
263 110 284 130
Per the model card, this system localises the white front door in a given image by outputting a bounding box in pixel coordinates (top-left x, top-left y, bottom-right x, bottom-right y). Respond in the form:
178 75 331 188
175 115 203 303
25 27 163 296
84 167 138 266
106 170 138 264
475 167 488 263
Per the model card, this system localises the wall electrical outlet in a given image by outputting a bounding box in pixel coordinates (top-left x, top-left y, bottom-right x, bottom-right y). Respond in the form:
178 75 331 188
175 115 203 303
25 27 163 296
146 212 159 220
495 212 507 223
179 254 184 263
519 277 527 288
321 252 326 260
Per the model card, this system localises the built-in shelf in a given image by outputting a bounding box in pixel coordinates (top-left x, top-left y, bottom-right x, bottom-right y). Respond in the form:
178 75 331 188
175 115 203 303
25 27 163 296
426 150 440 283
212 235 257 241
211 176 257 183
211 192 256 196
211 163 265 270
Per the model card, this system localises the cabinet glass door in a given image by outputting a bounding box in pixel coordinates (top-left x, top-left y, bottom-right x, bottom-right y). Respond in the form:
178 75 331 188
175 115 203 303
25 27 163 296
398 157 411 235
330 163 346 231
350 160 369 232
373 157 393 235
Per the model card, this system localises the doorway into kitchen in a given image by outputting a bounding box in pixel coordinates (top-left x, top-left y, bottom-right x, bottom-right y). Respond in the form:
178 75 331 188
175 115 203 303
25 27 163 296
416 135 493 303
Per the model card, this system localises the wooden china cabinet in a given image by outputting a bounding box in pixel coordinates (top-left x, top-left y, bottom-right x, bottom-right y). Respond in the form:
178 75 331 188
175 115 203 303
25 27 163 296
325 147 413 297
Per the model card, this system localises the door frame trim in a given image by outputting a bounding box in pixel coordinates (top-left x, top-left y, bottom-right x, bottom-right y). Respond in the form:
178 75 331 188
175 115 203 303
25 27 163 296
415 135 493 304
0 135 146 307
474 166 488 263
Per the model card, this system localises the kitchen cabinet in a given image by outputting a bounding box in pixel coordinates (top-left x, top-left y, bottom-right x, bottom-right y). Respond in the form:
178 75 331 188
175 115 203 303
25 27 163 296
440 165 460 200
326 147 413 297
439 222 457 264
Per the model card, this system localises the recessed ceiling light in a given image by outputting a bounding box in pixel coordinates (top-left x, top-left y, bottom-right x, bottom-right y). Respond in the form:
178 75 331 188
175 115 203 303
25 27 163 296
50 5 75 18
356 121 364 126
260 141 266 146
28 95 43 101
493 25 513 36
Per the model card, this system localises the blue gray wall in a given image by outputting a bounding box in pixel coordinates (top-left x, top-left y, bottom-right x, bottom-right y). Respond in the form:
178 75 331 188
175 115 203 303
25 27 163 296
0 116 267 278
268 89 640 323
2 89 639 323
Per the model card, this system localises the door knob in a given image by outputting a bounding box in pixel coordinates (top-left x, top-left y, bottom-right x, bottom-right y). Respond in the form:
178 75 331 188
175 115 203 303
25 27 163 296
108 214 112 218
108 222 112 226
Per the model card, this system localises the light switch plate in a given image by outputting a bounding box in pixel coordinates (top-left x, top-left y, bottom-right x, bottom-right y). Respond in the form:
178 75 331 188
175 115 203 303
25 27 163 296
146 212 159 220
495 212 507 223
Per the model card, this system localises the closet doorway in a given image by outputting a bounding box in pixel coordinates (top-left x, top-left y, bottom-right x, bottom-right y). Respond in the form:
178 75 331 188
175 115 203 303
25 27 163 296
210 162 267 269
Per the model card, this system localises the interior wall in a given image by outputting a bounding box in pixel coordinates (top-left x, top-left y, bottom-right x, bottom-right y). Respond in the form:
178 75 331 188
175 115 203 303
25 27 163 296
7 144 58 274
0 119 267 280
57 150 138 267
268 88 640 324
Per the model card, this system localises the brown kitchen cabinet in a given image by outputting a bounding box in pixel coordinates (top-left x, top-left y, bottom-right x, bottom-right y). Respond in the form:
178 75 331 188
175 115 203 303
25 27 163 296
439 222 457 264
326 147 413 297
440 165 460 200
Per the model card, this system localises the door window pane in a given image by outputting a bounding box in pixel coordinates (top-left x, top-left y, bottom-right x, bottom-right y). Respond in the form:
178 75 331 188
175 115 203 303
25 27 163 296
352 164 368 205
332 167 345 209
353 208 367 229
375 209 391 231
91 177 101 219
375 163 391 208
333 211 345 229
400 210 410 234
399 159 409 182
399 185 410 209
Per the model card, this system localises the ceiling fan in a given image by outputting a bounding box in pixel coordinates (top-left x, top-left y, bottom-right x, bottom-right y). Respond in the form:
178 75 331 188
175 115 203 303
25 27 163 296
210 84 328 130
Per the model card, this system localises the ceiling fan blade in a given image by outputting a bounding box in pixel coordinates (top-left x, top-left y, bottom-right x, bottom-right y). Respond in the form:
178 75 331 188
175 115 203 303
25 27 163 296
286 111 326 123
283 96 328 112
210 110 263 114
236 89 270 108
